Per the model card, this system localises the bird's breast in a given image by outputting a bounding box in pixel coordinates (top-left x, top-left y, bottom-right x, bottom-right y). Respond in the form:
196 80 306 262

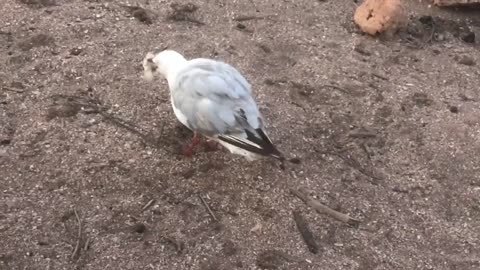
170 96 191 129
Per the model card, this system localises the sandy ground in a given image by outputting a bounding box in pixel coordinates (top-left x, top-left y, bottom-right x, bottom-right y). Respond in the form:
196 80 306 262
1 0 480 269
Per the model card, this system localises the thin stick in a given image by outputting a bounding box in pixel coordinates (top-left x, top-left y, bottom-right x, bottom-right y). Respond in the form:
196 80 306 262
83 238 90 251
71 208 82 260
348 129 377 139
232 15 265 21
289 187 360 227
141 199 156 212
292 210 319 254
232 13 276 22
198 195 217 221
425 24 436 44
335 152 380 184
2 86 24 93
321 84 350 95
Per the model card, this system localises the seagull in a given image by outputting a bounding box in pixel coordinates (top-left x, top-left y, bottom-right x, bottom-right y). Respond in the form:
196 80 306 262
142 49 284 162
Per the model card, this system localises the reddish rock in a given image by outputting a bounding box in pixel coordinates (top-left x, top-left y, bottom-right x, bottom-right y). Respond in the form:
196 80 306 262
354 0 407 36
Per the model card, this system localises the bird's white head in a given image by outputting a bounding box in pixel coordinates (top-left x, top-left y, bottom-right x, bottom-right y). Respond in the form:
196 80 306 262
142 50 187 82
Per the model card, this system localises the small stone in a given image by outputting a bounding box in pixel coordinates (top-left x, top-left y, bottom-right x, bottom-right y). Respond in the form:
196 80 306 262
456 55 475 66
69 47 83 56
131 223 146 233
354 42 371 56
236 23 246 29
181 168 195 179
461 32 475 43
0 139 11 146
11 81 25 89
264 78 275 85
449 106 459 113
132 8 153 24
288 158 301 164
37 241 48 246
419 15 433 26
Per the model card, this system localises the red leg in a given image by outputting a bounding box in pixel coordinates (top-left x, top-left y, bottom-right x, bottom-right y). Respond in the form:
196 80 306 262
203 139 221 152
203 140 222 152
182 132 201 157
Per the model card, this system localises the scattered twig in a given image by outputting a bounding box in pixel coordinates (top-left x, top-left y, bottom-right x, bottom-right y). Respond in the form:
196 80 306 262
71 208 82 260
232 13 277 22
421 17 436 44
348 128 377 139
98 110 177 155
334 151 381 184
371 72 388 81
170 2 198 13
47 94 176 155
289 187 360 227
141 199 156 212
198 194 217 221
235 23 254 33
118 4 156 24
232 15 266 21
2 86 25 93
164 234 185 253
288 81 352 96
83 238 90 251
292 210 319 254
264 78 289 86
290 101 307 111
359 143 372 161
48 94 107 114
99 112 152 144
425 23 436 43
167 3 204 25
322 140 381 184
321 84 351 95
321 84 352 95
167 15 204 25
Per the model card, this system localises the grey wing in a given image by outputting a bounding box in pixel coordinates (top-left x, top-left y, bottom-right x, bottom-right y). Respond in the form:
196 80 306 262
172 60 283 159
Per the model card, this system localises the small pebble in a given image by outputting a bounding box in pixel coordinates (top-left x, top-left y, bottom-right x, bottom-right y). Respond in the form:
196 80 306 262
131 223 146 233
70 47 83 56
236 23 246 29
461 32 475 44
354 42 371 56
0 139 11 146
456 56 475 66
449 106 458 114
289 158 301 164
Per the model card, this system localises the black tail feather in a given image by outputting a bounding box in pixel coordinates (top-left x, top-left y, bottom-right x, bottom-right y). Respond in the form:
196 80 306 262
217 128 284 160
